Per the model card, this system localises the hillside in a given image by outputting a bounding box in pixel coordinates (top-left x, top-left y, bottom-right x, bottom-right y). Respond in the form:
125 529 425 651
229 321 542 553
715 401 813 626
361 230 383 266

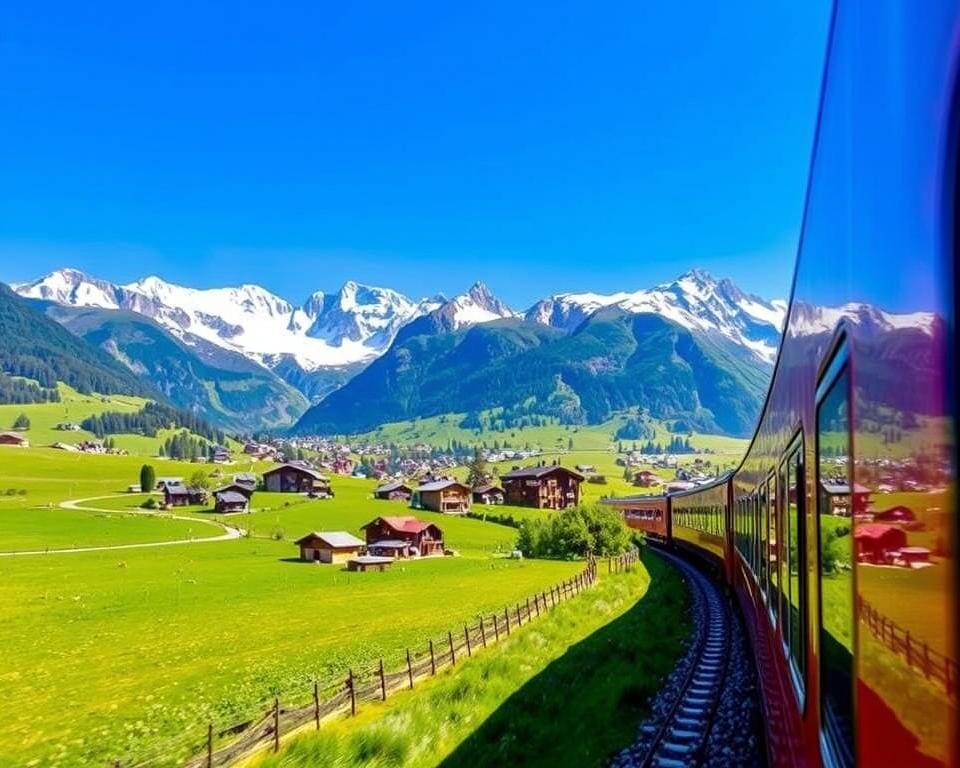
0 283 153 399
39 304 308 431
294 309 770 437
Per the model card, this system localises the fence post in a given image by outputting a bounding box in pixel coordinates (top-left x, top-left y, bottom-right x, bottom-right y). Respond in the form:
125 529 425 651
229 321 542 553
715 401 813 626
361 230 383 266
480 617 488 647
406 648 414 690
448 630 456 666
274 698 280 752
516 604 522 627
923 643 932 679
534 595 540 618
314 681 320 730
348 670 356 716
493 613 500 642
527 597 532 620
379 658 387 701
608 557 612 574
504 607 511 635
207 723 213 768
465 624 472 656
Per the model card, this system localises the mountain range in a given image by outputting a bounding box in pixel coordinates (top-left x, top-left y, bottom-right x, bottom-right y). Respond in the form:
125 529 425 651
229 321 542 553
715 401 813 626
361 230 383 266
9 267 791 434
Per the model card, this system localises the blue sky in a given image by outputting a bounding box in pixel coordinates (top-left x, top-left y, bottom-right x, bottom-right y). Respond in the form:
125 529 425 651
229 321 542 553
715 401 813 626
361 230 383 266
0 2 832 307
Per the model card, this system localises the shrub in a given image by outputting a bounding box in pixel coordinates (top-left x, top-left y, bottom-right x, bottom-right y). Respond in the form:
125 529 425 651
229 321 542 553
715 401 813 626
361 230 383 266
141 498 158 510
516 504 632 559
12 412 30 430
140 465 156 494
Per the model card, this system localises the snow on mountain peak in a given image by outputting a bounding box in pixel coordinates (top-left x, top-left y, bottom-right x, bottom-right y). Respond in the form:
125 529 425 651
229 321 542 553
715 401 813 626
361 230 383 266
441 282 518 329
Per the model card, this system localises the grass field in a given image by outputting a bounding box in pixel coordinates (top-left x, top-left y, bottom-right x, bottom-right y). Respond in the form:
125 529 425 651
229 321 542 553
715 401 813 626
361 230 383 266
0 448 586 768
252 550 689 768
0 383 244 457
348 410 748 458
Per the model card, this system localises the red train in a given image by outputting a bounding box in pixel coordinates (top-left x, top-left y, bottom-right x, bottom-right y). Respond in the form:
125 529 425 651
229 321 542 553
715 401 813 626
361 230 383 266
608 3 959 765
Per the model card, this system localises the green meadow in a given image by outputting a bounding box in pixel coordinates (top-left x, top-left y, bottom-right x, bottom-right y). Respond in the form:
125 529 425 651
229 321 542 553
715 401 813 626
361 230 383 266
253 551 688 768
0 449 583 768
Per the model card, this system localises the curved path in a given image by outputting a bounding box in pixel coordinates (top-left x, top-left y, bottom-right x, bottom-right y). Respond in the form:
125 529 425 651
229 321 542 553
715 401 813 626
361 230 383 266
0 494 245 557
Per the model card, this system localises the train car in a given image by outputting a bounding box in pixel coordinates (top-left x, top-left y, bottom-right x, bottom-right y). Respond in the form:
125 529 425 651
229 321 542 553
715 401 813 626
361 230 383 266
668 480 731 583
600 493 670 541
659 3 959 766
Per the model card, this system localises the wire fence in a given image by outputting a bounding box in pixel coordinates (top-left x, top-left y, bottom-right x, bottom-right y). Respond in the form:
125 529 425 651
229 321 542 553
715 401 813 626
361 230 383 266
857 594 957 700
115 550 639 768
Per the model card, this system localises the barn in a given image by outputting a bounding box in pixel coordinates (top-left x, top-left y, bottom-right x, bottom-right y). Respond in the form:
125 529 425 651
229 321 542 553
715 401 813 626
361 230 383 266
263 463 332 496
295 531 365 563
854 523 907 564
214 490 249 513
0 432 29 447
500 465 583 509
472 484 504 505
374 481 413 501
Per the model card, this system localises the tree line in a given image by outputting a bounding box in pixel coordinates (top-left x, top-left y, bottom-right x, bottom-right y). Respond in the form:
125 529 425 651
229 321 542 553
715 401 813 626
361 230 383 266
0 373 60 405
81 401 226 444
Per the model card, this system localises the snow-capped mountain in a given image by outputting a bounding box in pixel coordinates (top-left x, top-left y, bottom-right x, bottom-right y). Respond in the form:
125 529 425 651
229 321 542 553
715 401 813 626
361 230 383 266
789 301 938 339
431 282 520 330
525 269 787 365
14 270 441 372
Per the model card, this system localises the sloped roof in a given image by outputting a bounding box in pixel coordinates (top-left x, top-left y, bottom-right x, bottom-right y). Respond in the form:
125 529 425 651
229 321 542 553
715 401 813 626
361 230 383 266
215 491 248 504
375 480 412 493
417 480 469 492
364 516 436 535
263 463 327 481
472 484 504 494
295 531 364 548
499 465 584 481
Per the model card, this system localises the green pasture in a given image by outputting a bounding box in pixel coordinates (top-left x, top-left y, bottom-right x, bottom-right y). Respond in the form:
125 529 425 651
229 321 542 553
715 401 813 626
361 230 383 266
254 550 689 768
0 453 583 767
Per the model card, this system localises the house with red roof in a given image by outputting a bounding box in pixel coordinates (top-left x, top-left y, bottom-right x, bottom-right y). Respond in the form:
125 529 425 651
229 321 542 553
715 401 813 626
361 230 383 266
361 516 445 558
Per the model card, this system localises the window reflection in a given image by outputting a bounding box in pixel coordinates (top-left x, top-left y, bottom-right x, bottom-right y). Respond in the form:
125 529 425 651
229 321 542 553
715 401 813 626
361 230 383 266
817 363 854 768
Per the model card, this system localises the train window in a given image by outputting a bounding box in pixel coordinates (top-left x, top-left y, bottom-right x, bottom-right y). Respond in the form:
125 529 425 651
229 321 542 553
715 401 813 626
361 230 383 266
786 440 806 701
767 478 778 623
816 348 854 768
779 462 789 646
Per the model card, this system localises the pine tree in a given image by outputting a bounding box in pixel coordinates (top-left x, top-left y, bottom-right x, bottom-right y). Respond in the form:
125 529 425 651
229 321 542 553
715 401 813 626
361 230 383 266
140 464 156 493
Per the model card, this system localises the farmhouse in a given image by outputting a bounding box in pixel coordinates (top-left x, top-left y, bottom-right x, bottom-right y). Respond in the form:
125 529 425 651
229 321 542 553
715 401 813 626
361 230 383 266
411 480 470 514
214 490 249 513
295 531 364 563
500 465 583 509
362 516 444 557
155 477 183 489
374 481 413 502
854 523 907 564
263 463 333 496
820 481 872 516
633 470 661 488
0 432 29 447
162 484 208 507
233 473 257 492
472 484 504 505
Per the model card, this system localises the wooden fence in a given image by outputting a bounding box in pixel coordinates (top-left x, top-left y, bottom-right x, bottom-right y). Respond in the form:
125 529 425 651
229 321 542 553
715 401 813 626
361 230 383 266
143 550 639 768
857 594 957 700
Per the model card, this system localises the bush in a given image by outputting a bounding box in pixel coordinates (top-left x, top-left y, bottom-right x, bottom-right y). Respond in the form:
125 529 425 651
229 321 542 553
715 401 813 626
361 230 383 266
516 504 632 559
140 465 156 494
141 498 158 510
12 412 30 430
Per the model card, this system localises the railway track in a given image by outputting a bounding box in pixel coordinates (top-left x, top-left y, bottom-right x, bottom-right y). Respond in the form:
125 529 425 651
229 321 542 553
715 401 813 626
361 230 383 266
613 548 754 768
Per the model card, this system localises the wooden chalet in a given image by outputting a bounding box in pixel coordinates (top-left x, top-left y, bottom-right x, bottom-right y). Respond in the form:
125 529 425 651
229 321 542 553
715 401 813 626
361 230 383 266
411 480 470 514
263 463 333 496
162 483 207 507
213 481 255 500
820 481 872 517
374 481 413 502
214 490 249 513
633 470 661 488
361 516 444 558
472 484 504 505
295 531 365 564
500 465 583 509
0 432 29 447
